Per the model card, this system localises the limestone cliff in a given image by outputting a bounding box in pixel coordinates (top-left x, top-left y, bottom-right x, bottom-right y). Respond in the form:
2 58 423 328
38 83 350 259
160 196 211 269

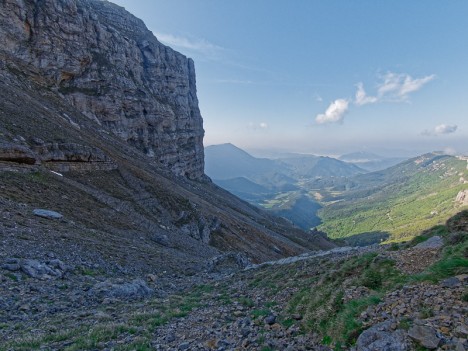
0 0 204 179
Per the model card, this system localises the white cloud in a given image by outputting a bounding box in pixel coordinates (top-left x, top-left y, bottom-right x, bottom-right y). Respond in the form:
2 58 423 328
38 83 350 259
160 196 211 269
315 99 349 124
247 122 269 130
355 82 378 106
434 124 458 134
422 124 458 136
153 31 224 60
354 72 435 106
316 71 434 126
377 72 435 101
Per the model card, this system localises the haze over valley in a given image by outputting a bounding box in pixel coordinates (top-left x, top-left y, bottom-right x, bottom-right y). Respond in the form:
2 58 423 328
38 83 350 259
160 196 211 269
205 143 468 245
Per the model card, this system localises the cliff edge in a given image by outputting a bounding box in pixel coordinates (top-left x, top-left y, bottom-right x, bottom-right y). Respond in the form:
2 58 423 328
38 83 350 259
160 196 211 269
0 0 204 179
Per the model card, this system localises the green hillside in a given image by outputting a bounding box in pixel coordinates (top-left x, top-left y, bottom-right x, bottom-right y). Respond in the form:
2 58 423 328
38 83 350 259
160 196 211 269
317 153 468 242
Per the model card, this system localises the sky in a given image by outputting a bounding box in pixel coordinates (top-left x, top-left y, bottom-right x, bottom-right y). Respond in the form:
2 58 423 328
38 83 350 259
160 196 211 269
110 0 468 157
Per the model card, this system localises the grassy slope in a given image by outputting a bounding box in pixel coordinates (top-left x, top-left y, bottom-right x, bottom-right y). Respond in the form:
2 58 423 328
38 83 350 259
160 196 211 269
318 154 468 242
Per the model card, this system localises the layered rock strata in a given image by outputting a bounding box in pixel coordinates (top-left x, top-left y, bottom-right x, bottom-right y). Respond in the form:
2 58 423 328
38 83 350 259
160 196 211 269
0 141 117 172
0 0 205 179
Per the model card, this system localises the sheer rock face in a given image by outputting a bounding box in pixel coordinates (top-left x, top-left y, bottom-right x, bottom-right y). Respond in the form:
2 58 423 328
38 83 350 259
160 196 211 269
0 0 205 179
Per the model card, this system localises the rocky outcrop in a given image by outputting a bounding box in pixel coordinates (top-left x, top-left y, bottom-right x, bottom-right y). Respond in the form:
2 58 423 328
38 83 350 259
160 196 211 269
34 142 118 172
0 0 205 179
0 141 117 172
88 279 153 301
0 143 36 165
455 190 468 205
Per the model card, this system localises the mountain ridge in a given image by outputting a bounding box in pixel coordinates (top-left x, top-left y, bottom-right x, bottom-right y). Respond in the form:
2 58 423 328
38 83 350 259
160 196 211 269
318 152 468 241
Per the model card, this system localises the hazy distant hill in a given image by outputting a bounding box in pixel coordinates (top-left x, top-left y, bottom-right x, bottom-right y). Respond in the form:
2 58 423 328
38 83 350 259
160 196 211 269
205 143 278 180
214 177 273 202
280 155 364 178
205 143 364 184
339 151 407 172
318 153 468 241
205 144 365 230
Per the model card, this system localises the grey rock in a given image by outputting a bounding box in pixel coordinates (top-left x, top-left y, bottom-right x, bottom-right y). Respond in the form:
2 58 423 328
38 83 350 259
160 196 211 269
414 236 443 249
264 315 276 325
240 327 250 337
2 263 20 271
33 142 117 172
455 190 468 205
178 342 190 350
89 279 153 300
357 321 409 351
408 325 440 349
21 259 59 278
207 252 252 274
216 339 229 347
166 334 176 343
48 259 67 272
0 142 37 164
150 233 170 247
33 209 63 220
441 277 460 288
454 324 468 337
0 0 205 179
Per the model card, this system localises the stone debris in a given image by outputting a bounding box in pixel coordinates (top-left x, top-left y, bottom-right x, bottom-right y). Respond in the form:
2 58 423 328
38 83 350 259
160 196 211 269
387 247 440 274
88 279 153 301
207 252 252 273
1 257 68 279
359 278 468 350
0 241 467 350
32 209 63 220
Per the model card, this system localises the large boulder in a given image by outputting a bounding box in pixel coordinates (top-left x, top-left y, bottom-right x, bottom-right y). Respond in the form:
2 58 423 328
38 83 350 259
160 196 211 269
356 321 409 351
408 325 441 349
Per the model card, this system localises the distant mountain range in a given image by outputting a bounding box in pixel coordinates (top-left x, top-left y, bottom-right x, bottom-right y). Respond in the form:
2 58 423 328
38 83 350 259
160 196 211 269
205 143 365 230
205 143 364 183
206 145 468 243
318 153 468 242
338 151 407 172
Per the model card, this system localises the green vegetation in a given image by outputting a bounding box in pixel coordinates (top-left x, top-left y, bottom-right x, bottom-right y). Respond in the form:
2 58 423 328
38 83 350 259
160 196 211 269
286 253 400 345
238 296 255 307
259 191 322 230
251 309 271 318
5 272 19 281
4 283 213 350
285 212 467 347
318 154 468 242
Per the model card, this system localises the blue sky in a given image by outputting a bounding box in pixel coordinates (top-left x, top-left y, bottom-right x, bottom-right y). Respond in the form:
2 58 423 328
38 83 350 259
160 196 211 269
111 0 468 157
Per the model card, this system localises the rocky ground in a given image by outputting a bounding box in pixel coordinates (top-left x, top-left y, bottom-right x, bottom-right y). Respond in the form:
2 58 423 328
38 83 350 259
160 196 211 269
1 215 467 351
